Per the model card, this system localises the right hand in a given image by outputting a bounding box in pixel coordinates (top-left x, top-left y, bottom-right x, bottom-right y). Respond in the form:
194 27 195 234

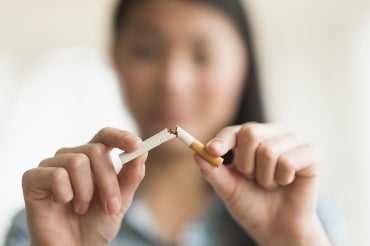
22 127 147 246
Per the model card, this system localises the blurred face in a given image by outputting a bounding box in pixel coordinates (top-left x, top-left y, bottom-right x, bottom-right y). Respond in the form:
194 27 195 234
114 0 247 143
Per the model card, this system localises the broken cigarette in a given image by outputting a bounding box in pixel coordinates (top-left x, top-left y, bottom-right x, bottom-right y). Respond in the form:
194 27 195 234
119 128 176 164
118 126 223 167
175 126 223 167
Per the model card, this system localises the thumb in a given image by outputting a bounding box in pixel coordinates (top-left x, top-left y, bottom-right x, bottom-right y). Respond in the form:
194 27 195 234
194 154 240 202
116 153 147 211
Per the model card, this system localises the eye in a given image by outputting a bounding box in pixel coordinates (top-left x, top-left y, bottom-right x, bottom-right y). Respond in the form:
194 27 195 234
131 45 158 60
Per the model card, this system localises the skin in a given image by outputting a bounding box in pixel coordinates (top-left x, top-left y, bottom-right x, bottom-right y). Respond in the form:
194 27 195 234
22 0 331 245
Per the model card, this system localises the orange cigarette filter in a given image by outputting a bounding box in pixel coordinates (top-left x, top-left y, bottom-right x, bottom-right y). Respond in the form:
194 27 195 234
174 126 223 167
189 140 224 167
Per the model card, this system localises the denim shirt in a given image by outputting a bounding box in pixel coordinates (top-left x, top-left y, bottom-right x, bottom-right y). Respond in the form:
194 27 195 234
5 196 350 246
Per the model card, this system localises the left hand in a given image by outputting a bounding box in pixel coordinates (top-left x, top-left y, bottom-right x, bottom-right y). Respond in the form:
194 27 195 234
194 123 331 246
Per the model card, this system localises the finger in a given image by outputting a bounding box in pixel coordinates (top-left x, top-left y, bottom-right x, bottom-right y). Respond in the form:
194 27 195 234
194 154 240 204
205 123 289 177
117 153 147 212
90 127 142 151
22 167 74 204
39 154 94 215
235 123 290 178
55 128 141 156
205 126 241 156
255 134 302 189
275 144 320 185
206 123 286 178
58 143 123 214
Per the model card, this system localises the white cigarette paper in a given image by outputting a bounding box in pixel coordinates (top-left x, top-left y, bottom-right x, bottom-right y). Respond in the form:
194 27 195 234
119 128 176 164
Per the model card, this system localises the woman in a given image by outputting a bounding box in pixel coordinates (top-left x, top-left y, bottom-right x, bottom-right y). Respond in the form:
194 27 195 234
7 0 345 245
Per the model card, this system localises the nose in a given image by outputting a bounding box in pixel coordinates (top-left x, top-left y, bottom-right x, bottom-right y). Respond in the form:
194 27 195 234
159 52 195 95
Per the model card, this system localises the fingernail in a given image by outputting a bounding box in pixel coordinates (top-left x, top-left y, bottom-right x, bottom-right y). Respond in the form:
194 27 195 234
106 197 121 214
77 203 90 215
208 140 223 152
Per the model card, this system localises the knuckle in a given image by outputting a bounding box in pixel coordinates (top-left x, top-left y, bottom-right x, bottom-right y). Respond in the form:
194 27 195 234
22 168 36 187
276 160 294 183
239 124 255 138
257 144 278 163
238 124 260 144
55 147 68 155
67 154 89 172
38 157 53 167
277 157 292 172
244 122 260 128
97 127 113 138
222 126 236 134
50 168 69 187
86 143 108 156
278 152 292 166
301 144 321 172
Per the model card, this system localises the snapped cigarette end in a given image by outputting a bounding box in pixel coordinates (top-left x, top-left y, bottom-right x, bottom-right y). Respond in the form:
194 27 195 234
176 126 223 167
119 126 223 167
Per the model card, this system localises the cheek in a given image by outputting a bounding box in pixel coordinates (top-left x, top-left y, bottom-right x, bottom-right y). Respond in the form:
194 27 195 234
120 61 158 114
203 63 245 114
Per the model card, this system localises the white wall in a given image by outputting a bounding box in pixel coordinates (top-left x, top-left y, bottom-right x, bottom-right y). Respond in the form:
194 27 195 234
246 1 370 244
0 0 369 245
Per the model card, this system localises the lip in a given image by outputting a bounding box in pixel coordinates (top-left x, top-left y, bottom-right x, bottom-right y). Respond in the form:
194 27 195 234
150 107 192 126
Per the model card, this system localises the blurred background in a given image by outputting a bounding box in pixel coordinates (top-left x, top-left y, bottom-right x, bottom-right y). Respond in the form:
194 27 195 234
0 0 369 245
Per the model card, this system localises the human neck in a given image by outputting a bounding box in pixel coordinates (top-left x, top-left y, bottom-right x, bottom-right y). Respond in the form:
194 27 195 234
139 152 212 243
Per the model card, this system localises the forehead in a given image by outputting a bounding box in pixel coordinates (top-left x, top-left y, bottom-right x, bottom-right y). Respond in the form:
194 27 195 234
119 0 239 42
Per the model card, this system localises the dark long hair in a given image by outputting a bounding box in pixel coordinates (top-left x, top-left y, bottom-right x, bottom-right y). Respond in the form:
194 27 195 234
112 0 265 126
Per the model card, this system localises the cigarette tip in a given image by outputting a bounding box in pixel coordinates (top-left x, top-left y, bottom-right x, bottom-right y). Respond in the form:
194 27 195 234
167 126 178 136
